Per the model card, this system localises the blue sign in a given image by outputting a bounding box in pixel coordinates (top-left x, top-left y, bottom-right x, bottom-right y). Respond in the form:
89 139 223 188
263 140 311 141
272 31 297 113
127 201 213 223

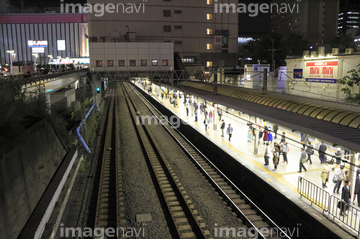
293 69 303 79
306 78 337 84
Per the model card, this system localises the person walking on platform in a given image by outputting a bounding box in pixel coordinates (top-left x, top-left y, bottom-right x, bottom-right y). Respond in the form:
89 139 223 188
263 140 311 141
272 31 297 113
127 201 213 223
220 120 225 137
333 165 344 194
194 109 198 122
273 124 279 139
204 117 209 131
353 174 360 206
306 141 314 164
335 148 342 165
226 124 233 141
340 180 351 216
321 162 331 188
280 132 286 143
218 109 222 121
318 141 327 164
281 142 289 164
298 148 307 173
264 143 270 166
247 125 253 142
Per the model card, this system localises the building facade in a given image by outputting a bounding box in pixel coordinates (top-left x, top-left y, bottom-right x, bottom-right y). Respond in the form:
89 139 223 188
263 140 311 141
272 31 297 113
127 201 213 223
338 0 360 36
271 0 339 46
0 14 88 66
87 0 238 71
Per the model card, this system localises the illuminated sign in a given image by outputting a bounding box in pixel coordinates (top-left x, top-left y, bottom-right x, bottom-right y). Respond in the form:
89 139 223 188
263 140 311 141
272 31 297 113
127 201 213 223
32 47 45 53
28 40 48 48
305 61 338 83
57 40 66 51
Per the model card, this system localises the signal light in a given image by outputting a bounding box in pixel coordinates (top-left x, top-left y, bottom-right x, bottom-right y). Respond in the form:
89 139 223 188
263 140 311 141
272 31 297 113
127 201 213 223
96 87 100 93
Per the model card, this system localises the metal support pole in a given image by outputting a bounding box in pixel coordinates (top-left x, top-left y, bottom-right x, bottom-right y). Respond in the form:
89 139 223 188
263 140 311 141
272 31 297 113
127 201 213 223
254 117 259 154
263 68 268 94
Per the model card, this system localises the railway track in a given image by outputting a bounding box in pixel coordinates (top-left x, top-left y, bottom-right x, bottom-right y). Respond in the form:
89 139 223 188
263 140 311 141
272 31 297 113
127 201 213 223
121 82 210 238
128 82 291 239
93 85 125 237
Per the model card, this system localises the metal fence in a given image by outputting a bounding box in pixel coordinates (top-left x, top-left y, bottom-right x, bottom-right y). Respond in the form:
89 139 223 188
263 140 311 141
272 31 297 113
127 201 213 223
298 176 360 236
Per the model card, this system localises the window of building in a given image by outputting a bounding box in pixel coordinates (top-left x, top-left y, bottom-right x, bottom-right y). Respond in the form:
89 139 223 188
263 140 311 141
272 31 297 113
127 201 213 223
206 61 213 68
141 60 147 66
162 60 169 66
152 60 158 66
130 60 136 66
164 25 171 32
96 60 102 67
174 25 182 30
174 10 182 14
118 60 125 66
163 10 171 17
206 28 213 35
207 0 212 4
175 41 182 45
107 60 114 67
207 44 213 50
207 14 213 20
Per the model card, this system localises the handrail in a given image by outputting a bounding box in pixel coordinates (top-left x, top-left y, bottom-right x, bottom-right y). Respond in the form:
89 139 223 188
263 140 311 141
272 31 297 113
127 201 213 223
298 176 360 236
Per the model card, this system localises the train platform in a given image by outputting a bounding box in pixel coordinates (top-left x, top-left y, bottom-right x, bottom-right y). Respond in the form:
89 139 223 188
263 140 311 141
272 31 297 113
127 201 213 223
133 81 358 238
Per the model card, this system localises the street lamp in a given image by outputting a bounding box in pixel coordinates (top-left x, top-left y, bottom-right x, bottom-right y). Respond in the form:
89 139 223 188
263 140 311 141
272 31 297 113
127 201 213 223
7 50 15 75
125 25 129 42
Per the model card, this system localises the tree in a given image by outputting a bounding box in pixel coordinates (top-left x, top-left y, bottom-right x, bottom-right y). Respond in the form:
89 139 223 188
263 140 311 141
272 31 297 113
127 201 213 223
327 33 356 52
337 64 360 104
280 33 309 56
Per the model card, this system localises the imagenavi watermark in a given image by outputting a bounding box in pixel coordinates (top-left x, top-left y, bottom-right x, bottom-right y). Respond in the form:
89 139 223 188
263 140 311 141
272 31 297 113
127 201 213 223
60 0 147 17
136 111 187 129
59 224 146 238
214 223 301 238
214 0 300 17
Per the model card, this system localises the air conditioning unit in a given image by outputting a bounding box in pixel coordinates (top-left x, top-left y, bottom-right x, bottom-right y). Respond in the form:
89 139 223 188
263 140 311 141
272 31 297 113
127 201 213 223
318 46 325 56
332 48 339 55
345 48 354 55
303 50 310 57
310 51 317 57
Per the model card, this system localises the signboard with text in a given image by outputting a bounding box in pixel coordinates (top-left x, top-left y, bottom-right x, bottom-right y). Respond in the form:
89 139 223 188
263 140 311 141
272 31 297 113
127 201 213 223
28 40 48 48
305 61 338 84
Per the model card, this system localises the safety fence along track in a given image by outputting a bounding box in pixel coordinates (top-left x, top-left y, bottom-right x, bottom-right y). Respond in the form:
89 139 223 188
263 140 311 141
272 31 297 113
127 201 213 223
130 82 291 239
121 82 210 238
93 85 125 238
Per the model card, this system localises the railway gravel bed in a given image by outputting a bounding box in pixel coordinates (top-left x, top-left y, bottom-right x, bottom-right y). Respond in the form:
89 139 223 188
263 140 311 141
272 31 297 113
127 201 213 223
127 84 243 237
118 86 172 238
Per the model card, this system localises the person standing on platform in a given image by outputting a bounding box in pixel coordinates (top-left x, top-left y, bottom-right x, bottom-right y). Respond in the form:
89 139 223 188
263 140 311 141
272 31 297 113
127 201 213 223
195 109 198 122
272 142 280 171
353 174 360 206
335 148 342 165
298 148 307 173
264 142 270 166
333 165 344 194
273 124 279 139
209 111 213 123
247 125 253 142
306 141 314 164
280 132 286 143
281 142 289 164
263 127 269 145
204 117 209 131
258 130 263 145
185 102 189 116
218 109 222 121
226 124 233 141
321 162 331 188
318 141 327 164
268 130 273 144
340 180 351 216
220 120 225 137
301 133 308 149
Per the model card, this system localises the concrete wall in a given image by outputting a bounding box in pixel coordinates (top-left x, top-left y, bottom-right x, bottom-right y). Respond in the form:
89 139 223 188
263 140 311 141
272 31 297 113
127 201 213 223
0 119 67 239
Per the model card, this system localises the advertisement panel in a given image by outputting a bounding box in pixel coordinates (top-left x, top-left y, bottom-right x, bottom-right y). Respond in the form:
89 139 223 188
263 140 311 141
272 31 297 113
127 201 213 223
305 61 338 83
